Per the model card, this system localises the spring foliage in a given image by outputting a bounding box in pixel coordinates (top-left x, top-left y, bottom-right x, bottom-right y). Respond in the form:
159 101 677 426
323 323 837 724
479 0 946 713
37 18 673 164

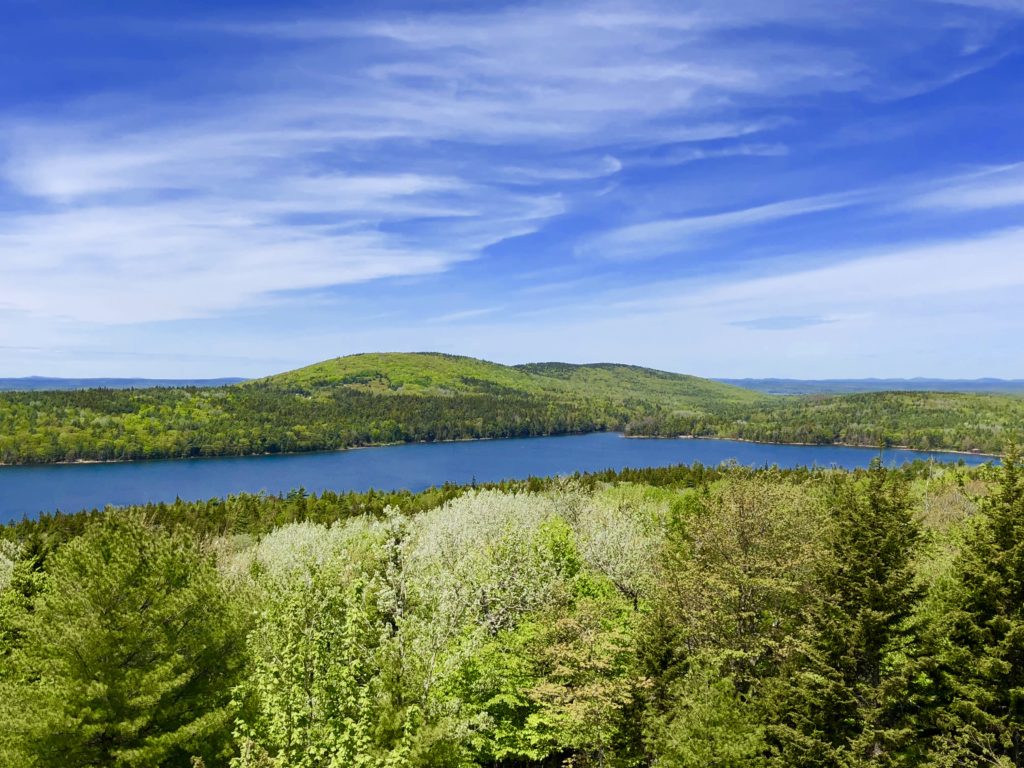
1 353 1020 464
1 457 1021 766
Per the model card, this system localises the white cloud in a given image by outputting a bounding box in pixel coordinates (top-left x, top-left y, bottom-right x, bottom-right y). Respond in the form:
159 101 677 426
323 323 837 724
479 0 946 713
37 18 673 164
0 0 1020 343
906 163 1024 211
428 306 504 324
433 228 1024 377
684 227 1024 310
929 0 1024 11
578 191 868 261
0 205 457 323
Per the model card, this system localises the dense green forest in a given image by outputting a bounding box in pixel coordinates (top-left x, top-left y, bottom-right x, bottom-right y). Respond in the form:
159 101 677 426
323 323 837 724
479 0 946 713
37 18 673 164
1 353 1021 464
2 455 1022 766
629 391 1024 453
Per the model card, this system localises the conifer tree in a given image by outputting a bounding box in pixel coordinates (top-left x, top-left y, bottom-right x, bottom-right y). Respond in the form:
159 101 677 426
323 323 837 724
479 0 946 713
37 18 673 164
933 445 1024 766
769 460 924 767
0 513 247 768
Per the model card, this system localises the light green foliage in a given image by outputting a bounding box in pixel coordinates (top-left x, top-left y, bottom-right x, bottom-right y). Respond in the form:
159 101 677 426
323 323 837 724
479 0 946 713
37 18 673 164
650 473 825 688
233 510 485 768
230 514 435 767
0 513 247 768
3 462 1022 766
0 537 17 592
446 507 645 767
573 483 669 608
520 585 641 767
233 558 382 767
266 353 761 407
637 473 825 766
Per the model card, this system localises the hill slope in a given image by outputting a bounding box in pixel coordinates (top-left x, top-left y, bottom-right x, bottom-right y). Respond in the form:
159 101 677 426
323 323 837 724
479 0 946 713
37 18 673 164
0 353 1020 464
260 352 760 408
2 353 758 464
261 352 541 395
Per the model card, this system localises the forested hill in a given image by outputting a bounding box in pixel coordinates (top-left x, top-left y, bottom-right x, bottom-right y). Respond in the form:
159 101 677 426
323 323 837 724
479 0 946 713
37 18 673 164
258 352 760 407
0 352 1021 464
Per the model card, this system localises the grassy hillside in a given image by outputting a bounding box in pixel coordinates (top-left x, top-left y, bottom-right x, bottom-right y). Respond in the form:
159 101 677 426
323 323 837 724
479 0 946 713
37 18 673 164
0 352 1020 464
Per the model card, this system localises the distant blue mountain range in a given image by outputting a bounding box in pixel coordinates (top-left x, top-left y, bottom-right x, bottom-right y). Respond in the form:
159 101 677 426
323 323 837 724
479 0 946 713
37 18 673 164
717 378 1024 395
0 377 247 391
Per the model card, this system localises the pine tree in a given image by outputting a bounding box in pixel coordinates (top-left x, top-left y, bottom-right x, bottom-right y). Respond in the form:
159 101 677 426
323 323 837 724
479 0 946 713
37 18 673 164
0 513 248 767
769 460 925 767
933 445 1024 766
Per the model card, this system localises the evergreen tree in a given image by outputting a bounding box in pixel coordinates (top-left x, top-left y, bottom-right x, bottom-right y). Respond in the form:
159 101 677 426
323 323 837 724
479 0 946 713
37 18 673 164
0 513 248 767
933 445 1024 766
769 460 925 767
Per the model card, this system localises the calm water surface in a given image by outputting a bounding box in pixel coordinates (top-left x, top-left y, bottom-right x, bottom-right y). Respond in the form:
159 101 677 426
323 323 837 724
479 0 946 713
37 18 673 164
0 433 994 523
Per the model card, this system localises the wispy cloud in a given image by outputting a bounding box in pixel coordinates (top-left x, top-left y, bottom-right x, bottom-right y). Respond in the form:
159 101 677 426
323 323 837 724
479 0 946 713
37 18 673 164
613 226 1024 317
0 0 1022 375
428 307 504 324
929 0 1024 12
577 191 869 261
0 1 877 325
731 315 833 331
906 163 1024 211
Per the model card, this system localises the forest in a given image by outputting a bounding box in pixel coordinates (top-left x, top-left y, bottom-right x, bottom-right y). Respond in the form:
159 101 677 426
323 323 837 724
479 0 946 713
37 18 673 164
0 353 1022 464
628 391 1024 453
1 453 1022 767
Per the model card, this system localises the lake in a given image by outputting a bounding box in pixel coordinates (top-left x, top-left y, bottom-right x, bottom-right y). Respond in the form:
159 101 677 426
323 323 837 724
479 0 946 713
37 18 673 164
0 432 995 523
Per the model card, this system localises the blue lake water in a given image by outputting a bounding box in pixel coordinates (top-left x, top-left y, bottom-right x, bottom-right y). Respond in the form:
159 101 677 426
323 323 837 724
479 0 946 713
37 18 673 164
0 433 995 523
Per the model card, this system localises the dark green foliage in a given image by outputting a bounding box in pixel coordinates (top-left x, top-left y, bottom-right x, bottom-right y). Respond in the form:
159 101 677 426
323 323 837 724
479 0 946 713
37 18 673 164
0 384 621 464
0 514 248 767
931 445 1024 765
767 460 925 767
631 391 1024 454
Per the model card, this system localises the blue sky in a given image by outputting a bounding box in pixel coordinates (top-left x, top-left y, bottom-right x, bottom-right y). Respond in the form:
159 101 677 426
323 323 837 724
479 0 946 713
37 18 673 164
2 0 1023 378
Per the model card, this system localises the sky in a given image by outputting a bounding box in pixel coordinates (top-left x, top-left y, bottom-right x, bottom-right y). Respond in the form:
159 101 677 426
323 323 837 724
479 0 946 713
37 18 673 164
1 0 1023 379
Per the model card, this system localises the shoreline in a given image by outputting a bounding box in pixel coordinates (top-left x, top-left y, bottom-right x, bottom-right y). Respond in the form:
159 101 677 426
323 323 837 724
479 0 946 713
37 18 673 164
0 429 1002 468
623 433 1001 459
0 430 603 468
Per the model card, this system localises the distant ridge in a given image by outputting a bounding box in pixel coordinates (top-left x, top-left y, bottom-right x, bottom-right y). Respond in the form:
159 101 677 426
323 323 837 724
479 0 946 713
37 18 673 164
717 377 1024 395
0 376 247 392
